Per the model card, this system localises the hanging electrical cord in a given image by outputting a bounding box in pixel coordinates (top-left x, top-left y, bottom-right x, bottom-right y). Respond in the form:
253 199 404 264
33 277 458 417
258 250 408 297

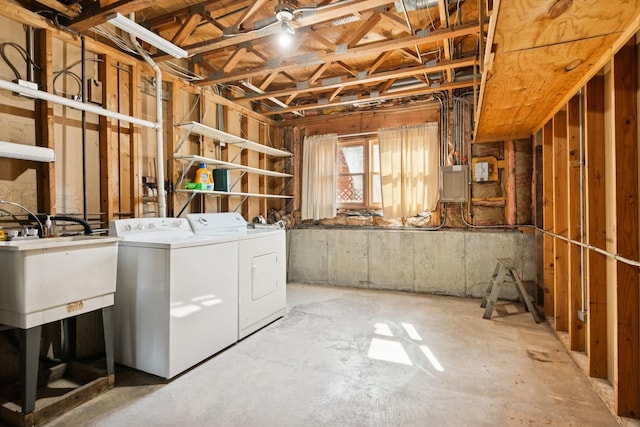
52 58 103 100
0 42 40 81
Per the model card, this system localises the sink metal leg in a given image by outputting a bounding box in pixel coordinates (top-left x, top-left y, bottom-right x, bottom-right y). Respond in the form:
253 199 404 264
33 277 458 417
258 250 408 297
102 306 114 376
63 317 77 362
19 326 41 414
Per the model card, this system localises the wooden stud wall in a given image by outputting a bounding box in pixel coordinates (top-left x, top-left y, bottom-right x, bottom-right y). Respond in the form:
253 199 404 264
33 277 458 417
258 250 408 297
566 95 585 351
539 39 640 418
612 41 639 418
552 109 569 332
584 74 607 379
542 121 555 317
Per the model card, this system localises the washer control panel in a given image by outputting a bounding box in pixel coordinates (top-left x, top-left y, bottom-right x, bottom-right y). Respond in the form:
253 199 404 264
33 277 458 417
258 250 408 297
109 218 191 238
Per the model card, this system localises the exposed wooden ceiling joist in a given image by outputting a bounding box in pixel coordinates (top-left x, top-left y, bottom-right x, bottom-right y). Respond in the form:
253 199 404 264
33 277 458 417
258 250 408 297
68 0 156 31
262 80 476 115
236 57 476 103
197 22 482 86
180 0 396 58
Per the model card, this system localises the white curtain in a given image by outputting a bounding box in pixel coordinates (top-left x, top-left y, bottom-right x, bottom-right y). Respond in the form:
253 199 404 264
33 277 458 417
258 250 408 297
302 133 338 220
378 123 439 218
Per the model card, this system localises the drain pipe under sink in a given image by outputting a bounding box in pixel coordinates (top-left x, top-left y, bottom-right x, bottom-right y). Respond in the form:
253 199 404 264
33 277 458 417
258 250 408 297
128 13 167 218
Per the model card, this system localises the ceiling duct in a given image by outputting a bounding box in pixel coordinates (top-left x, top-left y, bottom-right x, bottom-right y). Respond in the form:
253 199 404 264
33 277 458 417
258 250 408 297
394 0 455 12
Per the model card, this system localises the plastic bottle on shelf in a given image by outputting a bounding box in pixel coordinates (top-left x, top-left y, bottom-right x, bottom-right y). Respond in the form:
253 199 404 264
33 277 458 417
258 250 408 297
193 163 214 190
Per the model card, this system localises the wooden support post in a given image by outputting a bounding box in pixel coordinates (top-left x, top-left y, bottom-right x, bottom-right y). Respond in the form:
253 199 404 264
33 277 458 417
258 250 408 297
505 140 516 225
542 121 555 317
240 114 250 220
130 64 143 218
35 29 55 215
98 55 120 226
612 42 640 418
552 109 569 332
584 73 607 379
166 81 178 218
566 95 585 351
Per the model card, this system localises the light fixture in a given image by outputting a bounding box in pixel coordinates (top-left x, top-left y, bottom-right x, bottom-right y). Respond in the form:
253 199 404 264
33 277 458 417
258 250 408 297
275 2 295 48
106 13 188 59
278 21 295 47
0 141 55 162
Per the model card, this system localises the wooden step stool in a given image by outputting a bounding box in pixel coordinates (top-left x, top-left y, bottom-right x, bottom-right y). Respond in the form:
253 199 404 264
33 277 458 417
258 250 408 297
480 258 545 323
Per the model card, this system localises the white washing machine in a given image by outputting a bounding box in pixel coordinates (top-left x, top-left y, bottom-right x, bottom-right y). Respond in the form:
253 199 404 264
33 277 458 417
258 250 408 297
187 213 287 339
109 218 238 379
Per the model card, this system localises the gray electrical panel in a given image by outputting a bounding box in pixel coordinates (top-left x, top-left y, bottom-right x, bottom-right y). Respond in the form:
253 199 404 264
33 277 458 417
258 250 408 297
440 165 468 202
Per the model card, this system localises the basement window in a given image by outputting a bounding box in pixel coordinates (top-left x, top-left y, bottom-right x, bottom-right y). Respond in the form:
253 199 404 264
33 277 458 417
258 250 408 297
336 137 381 210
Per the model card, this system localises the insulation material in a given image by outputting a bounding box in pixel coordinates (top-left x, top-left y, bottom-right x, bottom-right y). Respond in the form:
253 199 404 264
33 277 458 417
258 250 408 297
473 206 505 225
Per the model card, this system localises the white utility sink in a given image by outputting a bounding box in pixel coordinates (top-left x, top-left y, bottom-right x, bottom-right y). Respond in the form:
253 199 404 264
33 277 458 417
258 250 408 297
0 236 119 329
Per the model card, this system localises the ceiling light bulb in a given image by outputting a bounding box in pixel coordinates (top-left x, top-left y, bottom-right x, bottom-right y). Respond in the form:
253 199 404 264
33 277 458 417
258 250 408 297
278 21 295 47
279 31 292 47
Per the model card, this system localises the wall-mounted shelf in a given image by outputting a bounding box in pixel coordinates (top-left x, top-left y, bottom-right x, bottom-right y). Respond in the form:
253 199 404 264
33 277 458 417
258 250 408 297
173 121 293 216
176 189 293 199
174 155 292 179
175 122 293 157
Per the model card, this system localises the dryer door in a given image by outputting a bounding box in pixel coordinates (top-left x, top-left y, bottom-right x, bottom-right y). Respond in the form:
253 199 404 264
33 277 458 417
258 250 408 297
252 252 278 299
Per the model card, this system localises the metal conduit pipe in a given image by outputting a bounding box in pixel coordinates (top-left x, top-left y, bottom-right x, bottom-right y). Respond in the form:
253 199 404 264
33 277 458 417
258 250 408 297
129 13 167 218
458 203 640 269
0 79 156 128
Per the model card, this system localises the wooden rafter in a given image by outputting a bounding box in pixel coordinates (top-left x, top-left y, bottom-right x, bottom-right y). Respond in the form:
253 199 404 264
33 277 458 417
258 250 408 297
438 0 453 83
345 12 381 48
233 0 269 30
223 47 247 73
198 22 481 85
377 78 395 93
259 72 279 90
307 30 336 51
335 61 359 77
181 0 396 58
379 11 411 33
69 0 156 31
34 0 80 18
309 63 330 84
236 57 475 102
398 48 422 64
368 50 395 74
262 80 475 115
171 11 203 46
328 87 343 101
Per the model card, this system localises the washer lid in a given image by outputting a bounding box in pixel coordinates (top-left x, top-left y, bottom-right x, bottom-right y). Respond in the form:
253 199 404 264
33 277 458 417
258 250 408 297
187 212 248 235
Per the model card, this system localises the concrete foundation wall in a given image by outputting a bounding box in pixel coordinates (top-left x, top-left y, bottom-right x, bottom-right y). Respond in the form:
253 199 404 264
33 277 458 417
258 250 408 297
287 228 535 298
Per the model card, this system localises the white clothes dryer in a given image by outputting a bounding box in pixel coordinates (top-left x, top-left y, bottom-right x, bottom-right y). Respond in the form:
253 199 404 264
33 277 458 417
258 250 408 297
109 217 238 379
187 213 287 339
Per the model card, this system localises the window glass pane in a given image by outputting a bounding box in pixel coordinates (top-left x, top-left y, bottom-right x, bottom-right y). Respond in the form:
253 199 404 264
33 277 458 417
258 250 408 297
337 175 364 203
372 143 380 173
372 174 381 204
338 145 364 174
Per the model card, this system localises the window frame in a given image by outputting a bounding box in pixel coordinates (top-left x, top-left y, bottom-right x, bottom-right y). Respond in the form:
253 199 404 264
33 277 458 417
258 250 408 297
336 137 381 210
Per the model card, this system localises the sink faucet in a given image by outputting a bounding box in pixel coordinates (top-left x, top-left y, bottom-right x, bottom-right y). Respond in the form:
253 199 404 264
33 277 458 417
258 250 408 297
0 198 44 237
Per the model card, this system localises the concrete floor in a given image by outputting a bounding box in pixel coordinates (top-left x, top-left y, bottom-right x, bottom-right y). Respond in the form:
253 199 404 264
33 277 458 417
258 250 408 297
44 283 618 427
